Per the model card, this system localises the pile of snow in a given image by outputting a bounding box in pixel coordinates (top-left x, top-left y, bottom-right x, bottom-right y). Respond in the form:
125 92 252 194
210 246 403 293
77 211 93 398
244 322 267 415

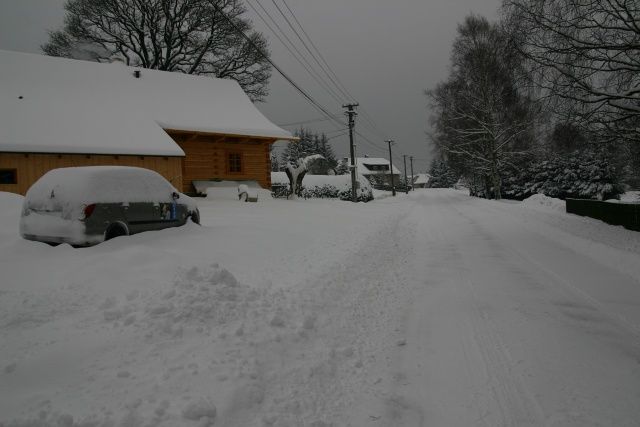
0 191 23 223
0 192 23 241
521 193 566 213
1 187 399 426
615 191 640 203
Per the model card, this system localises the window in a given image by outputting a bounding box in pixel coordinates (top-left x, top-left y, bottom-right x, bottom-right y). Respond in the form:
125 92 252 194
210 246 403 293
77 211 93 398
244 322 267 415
364 164 389 172
228 152 243 173
0 169 16 184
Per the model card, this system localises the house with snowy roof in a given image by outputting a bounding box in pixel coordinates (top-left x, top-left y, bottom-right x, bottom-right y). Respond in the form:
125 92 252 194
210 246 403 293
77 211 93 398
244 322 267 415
0 50 296 195
351 156 401 187
412 173 431 188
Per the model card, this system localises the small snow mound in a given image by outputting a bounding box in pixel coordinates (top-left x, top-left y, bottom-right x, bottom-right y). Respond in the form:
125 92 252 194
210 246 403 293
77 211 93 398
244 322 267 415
133 263 260 335
521 193 565 213
182 398 217 423
269 313 286 328
0 191 24 235
619 191 640 203
0 191 24 212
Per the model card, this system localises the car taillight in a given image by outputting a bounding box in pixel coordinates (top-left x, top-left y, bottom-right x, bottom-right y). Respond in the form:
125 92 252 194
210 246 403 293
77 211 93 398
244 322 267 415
82 204 96 219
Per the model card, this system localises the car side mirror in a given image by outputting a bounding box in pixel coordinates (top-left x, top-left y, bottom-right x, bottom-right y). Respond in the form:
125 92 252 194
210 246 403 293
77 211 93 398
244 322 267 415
172 192 180 200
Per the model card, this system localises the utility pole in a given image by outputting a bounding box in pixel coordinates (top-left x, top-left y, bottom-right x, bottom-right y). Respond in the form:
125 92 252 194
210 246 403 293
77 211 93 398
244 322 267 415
386 140 396 196
410 156 414 191
403 155 408 191
343 103 359 202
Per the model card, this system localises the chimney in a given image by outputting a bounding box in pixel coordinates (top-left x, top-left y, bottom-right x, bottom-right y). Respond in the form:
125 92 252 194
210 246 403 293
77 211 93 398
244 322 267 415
133 70 141 79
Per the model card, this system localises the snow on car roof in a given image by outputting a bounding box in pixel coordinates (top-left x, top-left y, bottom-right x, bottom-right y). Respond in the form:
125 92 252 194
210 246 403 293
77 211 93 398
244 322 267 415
25 166 181 206
0 50 294 156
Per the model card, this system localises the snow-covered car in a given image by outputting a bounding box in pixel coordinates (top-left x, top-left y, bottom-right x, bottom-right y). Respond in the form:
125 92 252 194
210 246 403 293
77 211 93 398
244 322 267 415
20 166 199 246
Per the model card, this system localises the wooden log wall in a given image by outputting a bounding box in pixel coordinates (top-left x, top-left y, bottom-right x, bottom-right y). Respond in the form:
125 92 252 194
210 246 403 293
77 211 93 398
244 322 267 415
0 152 183 196
171 132 274 193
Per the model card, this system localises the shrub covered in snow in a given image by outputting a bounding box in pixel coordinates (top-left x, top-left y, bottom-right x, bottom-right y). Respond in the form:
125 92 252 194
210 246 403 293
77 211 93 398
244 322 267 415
270 173 373 202
501 149 625 201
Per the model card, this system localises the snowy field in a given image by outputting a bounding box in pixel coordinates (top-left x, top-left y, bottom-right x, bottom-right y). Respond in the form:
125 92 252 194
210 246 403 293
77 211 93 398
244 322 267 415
2 189 640 426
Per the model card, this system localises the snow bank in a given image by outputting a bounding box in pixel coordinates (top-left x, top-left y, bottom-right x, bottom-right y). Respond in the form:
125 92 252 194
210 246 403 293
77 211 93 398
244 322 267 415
521 193 566 213
616 191 640 203
0 191 23 226
1 185 400 426
0 192 23 242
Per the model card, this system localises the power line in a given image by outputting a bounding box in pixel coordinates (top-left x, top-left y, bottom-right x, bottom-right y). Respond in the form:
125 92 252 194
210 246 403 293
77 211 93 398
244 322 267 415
215 2 393 161
212 3 346 131
246 0 346 106
276 116 333 127
276 0 387 140
269 0 347 103
280 0 351 101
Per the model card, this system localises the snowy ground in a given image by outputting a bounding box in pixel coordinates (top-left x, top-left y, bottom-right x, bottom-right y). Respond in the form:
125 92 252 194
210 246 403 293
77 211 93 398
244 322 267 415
1 189 640 426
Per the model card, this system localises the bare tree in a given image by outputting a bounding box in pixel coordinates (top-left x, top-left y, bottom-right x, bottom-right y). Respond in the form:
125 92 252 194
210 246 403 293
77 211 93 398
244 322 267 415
427 15 537 199
43 0 271 101
503 0 640 143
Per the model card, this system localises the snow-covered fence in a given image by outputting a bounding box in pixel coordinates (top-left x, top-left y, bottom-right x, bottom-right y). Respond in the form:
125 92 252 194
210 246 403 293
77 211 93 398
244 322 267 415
566 199 640 232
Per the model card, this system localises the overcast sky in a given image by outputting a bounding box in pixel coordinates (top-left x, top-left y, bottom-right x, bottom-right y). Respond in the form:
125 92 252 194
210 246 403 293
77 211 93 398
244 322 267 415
0 0 502 172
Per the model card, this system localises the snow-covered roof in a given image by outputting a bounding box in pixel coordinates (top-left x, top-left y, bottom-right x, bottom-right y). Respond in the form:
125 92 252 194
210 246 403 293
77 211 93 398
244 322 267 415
353 157 401 175
0 50 294 156
413 174 431 185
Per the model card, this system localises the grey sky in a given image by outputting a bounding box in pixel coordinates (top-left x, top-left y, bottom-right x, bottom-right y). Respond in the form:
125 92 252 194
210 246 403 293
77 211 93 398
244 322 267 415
0 0 501 172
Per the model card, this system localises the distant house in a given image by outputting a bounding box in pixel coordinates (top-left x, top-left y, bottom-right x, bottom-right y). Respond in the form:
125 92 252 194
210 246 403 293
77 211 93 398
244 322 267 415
350 156 401 186
0 50 296 196
412 173 431 188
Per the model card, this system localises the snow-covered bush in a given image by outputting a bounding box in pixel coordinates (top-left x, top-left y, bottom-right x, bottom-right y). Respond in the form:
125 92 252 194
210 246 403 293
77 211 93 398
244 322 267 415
501 149 625 201
300 184 340 199
270 172 373 202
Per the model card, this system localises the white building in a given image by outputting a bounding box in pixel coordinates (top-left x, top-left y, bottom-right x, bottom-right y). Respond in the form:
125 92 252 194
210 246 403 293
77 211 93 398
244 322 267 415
349 156 401 187
412 173 432 188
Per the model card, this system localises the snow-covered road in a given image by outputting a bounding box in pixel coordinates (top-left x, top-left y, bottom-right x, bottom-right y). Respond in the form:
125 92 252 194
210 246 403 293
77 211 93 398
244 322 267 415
343 191 640 427
2 189 640 426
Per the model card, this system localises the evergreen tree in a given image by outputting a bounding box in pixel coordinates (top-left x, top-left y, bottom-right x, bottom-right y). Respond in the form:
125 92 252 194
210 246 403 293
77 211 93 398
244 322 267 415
428 159 458 188
312 133 338 173
281 127 338 174
270 153 280 172
501 148 625 200
335 158 350 175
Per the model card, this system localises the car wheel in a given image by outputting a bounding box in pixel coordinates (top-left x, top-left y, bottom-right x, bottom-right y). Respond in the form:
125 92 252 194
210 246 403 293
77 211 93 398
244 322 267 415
189 210 200 225
104 223 129 241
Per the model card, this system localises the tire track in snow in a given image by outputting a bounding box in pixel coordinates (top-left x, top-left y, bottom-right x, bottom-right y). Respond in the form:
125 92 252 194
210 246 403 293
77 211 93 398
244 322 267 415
404 192 546 426
447 192 640 426
238 208 418 426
